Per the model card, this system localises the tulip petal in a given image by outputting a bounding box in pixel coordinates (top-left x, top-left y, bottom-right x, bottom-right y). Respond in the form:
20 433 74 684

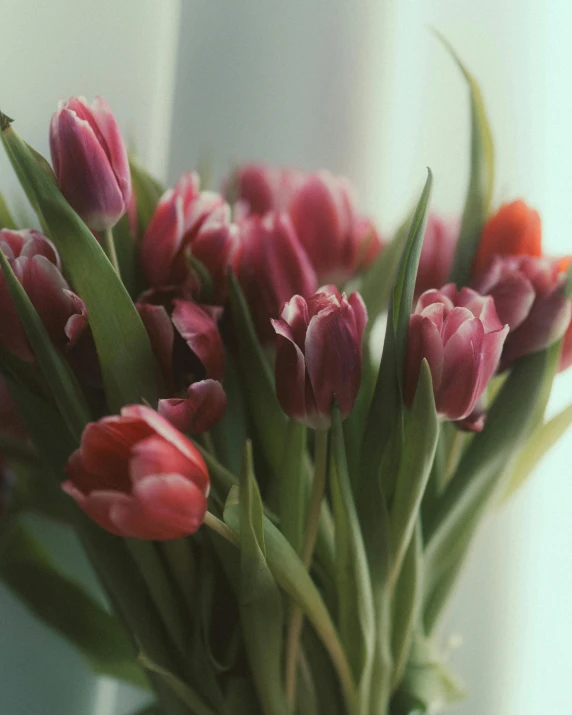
89 96 132 204
137 303 175 387
158 379 227 434
348 291 368 344
438 318 484 420
130 435 209 492
171 300 225 381
272 326 310 424
404 314 445 407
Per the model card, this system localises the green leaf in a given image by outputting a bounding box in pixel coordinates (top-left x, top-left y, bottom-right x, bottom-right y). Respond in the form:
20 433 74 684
392 635 464 714
278 420 308 556
423 348 554 630
390 360 439 585
0 521 145 687
223 490 357 714
359 208 414 337
113 212 139 297
139 653 218 715
360 170 433 500
391 523 423 693
0 121 162 411
0 246 91 439
501 401 572 501
129 158 165 235
227 273 287 477
330 404 375 712
438 34 495 287
238 441 288 715
0 191 18 229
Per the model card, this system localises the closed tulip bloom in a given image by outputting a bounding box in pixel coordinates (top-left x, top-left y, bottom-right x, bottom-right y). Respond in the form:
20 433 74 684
140 173 237 300
50 96 131 231
63 405 210 540
415 215 459 298
0 229 88 361
288 171 382 283
559 319 572 372
404 285 509 427
158 379 227 434
231 163 302 215
234 212 317 342
473 255 571 369
271 286 367 428
472 200 541 277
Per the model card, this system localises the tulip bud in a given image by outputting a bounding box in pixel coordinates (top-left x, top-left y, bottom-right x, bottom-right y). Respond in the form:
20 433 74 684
560 318 572 372
415 215 459 299
63 405 210 540
140 173 237 302
158 379 227 434
137 293 225 390
50 96 131 231
404 285 508 428
234 212 318 342
472 200 541 277
288 171 382 283
0 229 88 361
473 255 571 369
271 286 367 428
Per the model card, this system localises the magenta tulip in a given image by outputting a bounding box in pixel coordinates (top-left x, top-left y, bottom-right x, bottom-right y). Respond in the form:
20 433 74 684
404 285 509 427
0 229 88 362
271 286 367 428
63 406 209 540
158 379 227 434
50 96 131 231
415 215 459 299
137 294 225 390
234 212 318 342
140 173 237 302
473 255 571 369
230 163 302 215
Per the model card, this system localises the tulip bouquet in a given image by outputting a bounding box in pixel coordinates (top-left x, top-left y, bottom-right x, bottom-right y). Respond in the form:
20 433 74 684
1 44 572 715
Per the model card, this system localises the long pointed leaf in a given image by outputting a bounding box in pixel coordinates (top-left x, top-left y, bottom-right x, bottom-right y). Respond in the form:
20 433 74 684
0 191 18 229
0 114 161 410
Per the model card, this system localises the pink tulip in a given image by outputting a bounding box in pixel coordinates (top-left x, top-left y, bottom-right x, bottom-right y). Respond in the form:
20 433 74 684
560 319 572 372
137 293 225 390
0 229 88 362
473 255 571 369
415 215 459 299
230 163 303 215
140 173 238 302
158 379 227 434
234 212 318 342
288 171 383 283
404 285 509 428
271 286 367 428
50 96 131 231
63 405 209 540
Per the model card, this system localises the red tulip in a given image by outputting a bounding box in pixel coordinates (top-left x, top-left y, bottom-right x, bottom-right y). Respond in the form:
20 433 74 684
271 286 367 428
50 96 131 231
234 212 317 342
158 379 227 434
140 173 237 302
404 285 508 428
415 215 459 298
0 229 88 361
137 294 225 389
472 200 541 277
473 255 571 369
63 405 210 540
288 171 382 283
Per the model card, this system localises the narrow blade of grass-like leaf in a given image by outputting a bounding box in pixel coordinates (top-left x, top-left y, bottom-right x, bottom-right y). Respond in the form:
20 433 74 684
129 158 165 235
438 34 495 287
0 191 18 229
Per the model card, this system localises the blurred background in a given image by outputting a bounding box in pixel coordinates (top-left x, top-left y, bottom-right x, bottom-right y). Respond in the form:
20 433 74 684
1 1 572 713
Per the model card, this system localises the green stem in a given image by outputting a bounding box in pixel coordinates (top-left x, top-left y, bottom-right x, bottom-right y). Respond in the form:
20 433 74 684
102 226 121 277
203 510 239 546
285 428 330 709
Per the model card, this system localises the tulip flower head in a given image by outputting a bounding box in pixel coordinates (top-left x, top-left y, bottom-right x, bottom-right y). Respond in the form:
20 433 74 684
472 200 541 277
0 229 88 361
63 406 210 540
271 286 367 429
404 285 509 428
50 96 131 231
231 163 303 215
473 255 571 370
234 211 318 342
158 379 227 434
